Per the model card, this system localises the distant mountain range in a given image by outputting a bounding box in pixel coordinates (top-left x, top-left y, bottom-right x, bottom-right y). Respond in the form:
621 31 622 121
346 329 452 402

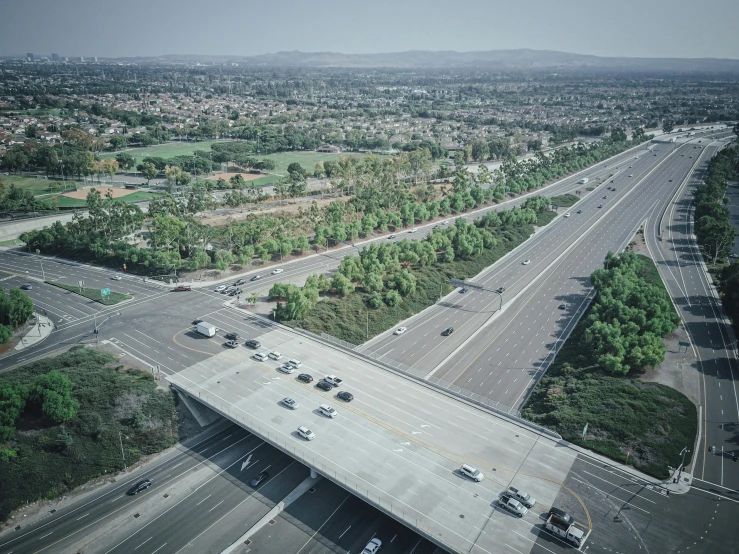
112 49 739 72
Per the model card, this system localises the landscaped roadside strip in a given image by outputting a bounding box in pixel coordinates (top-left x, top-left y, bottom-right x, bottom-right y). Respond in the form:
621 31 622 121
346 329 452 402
46 281 132 305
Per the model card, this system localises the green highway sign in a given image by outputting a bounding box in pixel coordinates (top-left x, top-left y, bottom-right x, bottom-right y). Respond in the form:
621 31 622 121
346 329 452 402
101 288 111 297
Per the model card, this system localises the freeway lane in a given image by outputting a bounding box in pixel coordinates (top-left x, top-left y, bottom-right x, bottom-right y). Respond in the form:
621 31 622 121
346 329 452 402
359 132 732 412
646 136 739 491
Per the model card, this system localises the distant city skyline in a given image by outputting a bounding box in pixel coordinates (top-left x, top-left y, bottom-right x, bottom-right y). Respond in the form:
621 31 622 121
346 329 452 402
1 0 738 60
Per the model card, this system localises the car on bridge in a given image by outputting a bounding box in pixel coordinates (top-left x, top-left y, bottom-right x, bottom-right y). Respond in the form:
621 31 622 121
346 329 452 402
522 259 531 265
297 426 315 441
268 351 283 360
316 381 333 391
297 373 313 383
337 391 354 402
442 327 454 336
394 327 407 335
498 495 527 517
278 363 295 374
252 352 268 362
319 404 338 418
281 397 298 409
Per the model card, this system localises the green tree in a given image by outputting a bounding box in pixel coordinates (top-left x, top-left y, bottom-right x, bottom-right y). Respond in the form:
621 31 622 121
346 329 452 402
332 274 355 297
137 162 158 185
29 371 79 424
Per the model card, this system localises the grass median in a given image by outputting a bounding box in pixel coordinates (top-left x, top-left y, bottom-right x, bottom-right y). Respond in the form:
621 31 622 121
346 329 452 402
522 254 696 479
47 281 132 305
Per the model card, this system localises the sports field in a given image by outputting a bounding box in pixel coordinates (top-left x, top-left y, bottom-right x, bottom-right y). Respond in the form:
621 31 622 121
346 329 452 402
39 189 162 208
0 174 71 196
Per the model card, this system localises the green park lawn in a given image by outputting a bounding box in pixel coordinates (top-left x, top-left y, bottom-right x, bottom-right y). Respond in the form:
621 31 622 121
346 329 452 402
98 139 222 160
1 174 71 196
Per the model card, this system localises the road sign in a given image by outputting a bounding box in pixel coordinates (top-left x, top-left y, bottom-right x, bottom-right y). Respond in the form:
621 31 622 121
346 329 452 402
35 249 40 255
678 341 690 347
582 422 589 439
101 288 110 297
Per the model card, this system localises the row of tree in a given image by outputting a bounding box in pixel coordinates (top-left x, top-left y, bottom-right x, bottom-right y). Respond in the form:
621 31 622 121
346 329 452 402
269 197 551 320
583 252 680 375
694 145 738 264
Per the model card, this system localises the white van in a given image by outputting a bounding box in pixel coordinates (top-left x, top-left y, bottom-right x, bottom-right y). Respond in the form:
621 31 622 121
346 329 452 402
460 464 484 482
319 404 338 418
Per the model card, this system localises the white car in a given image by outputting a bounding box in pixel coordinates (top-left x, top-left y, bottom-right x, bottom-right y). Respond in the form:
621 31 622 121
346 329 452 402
522 259 531 265
297 426 315 441
499 495 527 517
287 359 302 369
278 363 295 374
215 285 227 292
394 327 407 335
362 538 382 554
282 397 298 410
272 268 283 275
408 228 418 233
563 213 571 218
111 275 122 280
319 404 338 418
268 351 282 360
252 352 268 362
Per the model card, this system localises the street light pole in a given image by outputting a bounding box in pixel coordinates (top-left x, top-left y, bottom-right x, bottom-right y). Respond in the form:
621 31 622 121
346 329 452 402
118 430 127 471
676 446 690 483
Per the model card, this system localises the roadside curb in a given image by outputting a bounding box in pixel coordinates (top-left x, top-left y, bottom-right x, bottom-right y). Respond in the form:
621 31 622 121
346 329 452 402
14 312 54 351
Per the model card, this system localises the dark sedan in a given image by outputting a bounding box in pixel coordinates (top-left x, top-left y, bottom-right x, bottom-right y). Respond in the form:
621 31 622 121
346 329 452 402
337 391 354 402
128 479 152 495
297 373 313 383
316 381 333 391
442 327 454 336
249 471 269 487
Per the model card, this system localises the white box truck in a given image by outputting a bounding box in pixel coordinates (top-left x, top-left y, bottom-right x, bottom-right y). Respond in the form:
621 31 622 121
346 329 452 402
577 177 589 184
196 322 216 337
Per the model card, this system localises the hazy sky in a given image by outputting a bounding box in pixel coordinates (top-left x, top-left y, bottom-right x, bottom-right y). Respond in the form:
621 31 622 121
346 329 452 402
1 0 737 59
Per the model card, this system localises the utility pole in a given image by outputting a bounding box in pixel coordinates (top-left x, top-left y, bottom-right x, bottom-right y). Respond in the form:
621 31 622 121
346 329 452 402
118 430 127 471
676 446 690 483
366 311 369 340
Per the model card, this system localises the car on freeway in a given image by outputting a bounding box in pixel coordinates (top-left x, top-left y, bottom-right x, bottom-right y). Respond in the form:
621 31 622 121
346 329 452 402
495 287 505 294
337 391 354 402
548 507 573 524
387 234 396 239
408 227 418 233
499 495 527 517
278 363 295 374
522 259 531 265
268 351 283 360
281 397 298 409
460 287 467 293
442 327 454 336
576 209 582 214
128 479 152 495
225 332 240 341
316 381 333 391
362 538 382 554
629 174 633 177
319 404 338 418
558 303 568 309
224 340 239 349
507 487 536 508
252 352 269 362
297 373 313 383
287 359 302 369
111 275 122 280
669 179 673 182
249 471 269 487
250 274 262 281
173 285 191 292
441 220 449 225
215 285 227 292
297 426 315 441
272 268 283 274
689 155 693 158
244 339 261 349
20 283 32 290
563 212 571 218
598 204 604 208
228 289 240 296
193 318 203 325
603 195 607 199
234 279 246 286
628 165 633 168
394 327 407 335
222 286 234 294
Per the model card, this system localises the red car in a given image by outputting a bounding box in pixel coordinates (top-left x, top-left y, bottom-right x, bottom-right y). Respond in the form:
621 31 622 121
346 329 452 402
173 285 191 292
